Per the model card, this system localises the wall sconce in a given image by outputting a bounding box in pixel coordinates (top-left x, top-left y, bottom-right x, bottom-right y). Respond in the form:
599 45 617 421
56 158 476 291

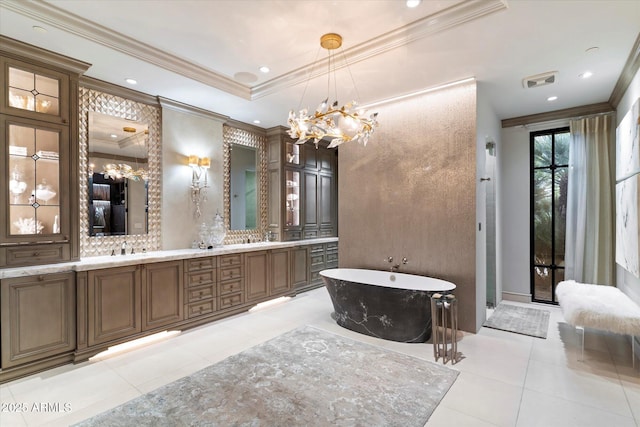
189 155 210 218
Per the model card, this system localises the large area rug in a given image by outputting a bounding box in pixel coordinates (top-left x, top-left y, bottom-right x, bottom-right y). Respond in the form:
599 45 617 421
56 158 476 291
75 326 458 426
484 303 550 338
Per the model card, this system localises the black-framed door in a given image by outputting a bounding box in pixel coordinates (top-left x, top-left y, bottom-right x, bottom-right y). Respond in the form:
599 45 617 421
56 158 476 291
530 127 570 304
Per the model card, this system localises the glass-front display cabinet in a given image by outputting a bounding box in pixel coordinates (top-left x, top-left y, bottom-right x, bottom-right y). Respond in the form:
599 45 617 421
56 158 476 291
285 141 301 167
0 44 87 267
6 119 66 237
285 169 300 232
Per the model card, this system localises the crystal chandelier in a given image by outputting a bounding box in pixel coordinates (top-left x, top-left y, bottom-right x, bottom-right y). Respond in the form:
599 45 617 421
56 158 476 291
101 126 149 181
102 163 149 181
287 33 378 149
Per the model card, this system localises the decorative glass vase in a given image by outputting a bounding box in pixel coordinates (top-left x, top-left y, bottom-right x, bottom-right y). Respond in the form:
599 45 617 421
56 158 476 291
198 222 209 249
210 211 226 248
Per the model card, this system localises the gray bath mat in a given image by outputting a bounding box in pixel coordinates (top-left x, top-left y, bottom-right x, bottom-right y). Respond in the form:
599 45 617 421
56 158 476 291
484 303 550 338
74 325 458 426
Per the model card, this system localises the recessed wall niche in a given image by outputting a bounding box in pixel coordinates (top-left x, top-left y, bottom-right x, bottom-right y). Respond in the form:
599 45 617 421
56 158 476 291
79 85 161 257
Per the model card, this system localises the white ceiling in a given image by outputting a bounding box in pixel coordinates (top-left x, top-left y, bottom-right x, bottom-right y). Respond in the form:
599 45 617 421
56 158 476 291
1 0 639 129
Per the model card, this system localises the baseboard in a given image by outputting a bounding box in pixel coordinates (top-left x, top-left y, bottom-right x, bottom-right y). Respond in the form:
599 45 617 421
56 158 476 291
501 291 532 304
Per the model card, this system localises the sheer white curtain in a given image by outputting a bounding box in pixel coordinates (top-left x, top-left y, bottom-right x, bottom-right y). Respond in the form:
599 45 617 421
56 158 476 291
565 114 615 285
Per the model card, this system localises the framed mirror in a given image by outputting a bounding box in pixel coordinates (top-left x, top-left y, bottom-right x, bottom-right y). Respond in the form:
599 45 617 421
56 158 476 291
223 125 267 244
88 112 149 237
229 144 257 230
79 85 161 257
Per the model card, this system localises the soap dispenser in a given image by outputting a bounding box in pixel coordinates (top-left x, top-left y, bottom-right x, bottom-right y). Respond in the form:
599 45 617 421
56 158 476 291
121 240 127 255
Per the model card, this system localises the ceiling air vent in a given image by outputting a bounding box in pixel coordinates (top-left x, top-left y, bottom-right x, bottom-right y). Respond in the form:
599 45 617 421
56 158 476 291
522 71 558 89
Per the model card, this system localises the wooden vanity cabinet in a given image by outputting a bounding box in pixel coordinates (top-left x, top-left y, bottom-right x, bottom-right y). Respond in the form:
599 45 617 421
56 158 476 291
86 260 183 347
218 253 245 310
291 246 310 290
0 272 76 369
87 265 141 346
184 256 217 319
245 249 292 303
142 260 183 330
245 251 269 302
270 248 290 295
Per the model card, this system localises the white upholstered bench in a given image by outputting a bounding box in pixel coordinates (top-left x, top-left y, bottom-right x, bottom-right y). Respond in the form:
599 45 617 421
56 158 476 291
556 280 640 368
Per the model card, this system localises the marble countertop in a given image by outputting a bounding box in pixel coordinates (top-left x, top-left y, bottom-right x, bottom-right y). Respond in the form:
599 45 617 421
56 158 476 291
0 237 338 279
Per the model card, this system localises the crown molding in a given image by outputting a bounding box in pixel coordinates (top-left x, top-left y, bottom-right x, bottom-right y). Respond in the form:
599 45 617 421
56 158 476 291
501 102 614 128
609 32 640 108
1 0 251 99
0 34 91 75
224 119 266 136
3 0 505 103
80 76 159 106
158 96 229 123
251 0 507 100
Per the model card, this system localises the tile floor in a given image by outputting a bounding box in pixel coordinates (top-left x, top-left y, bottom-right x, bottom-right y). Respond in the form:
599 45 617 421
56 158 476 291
1 287 638 427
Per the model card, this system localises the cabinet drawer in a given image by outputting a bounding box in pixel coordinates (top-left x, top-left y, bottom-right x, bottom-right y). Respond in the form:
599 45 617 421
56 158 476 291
219 278 243 296
283 230 301 241
310 254 325 269
326 242 338 252
326 252 338 263
219 292 243 310
186 300 216 319
185 284 216 303
320 228 334 237
219 265 243 281
4 244 70 266
310 270 323 283
304 229 318 239
186 270 216 287
309 244 324 254
185 257 216 272
219 254 243 267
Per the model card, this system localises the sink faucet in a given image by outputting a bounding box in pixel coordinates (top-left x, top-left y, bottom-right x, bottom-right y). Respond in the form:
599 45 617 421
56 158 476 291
121 240 127 255
391 264 400 272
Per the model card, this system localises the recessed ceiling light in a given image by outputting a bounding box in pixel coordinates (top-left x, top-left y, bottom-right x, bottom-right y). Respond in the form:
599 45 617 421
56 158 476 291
32 26 47 33
406 0 421 8
547 96 558 102
253 120 261 124
125 78 137 85
579 71 593 79
259 66 270 73
110 134 118 138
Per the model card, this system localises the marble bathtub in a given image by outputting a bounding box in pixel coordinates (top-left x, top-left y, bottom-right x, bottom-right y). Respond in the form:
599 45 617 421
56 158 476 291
321 268 456 342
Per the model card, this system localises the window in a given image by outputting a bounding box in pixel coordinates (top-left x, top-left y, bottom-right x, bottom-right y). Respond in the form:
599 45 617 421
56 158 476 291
530 128 569 303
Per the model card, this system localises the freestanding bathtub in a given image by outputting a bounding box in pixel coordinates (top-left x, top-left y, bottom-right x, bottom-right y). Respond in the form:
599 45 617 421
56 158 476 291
320 268 456 343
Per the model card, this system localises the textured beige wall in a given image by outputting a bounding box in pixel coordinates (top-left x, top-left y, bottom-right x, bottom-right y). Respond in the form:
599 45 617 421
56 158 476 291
338 81 478 332
161 107 225 249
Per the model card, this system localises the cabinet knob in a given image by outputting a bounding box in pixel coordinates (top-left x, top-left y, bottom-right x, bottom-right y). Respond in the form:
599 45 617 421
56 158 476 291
33 252 39 256
38 275 44 281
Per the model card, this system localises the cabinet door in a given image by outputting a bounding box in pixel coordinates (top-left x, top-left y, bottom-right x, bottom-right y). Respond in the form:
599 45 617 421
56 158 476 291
270 248 290 294
245 250 269 302
319 172 335 233
303 170 318 230
1 116 70 248
1 273 75 368
88 265 141 346
142 261 184 331
291 246 309 289
0 57 70 125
